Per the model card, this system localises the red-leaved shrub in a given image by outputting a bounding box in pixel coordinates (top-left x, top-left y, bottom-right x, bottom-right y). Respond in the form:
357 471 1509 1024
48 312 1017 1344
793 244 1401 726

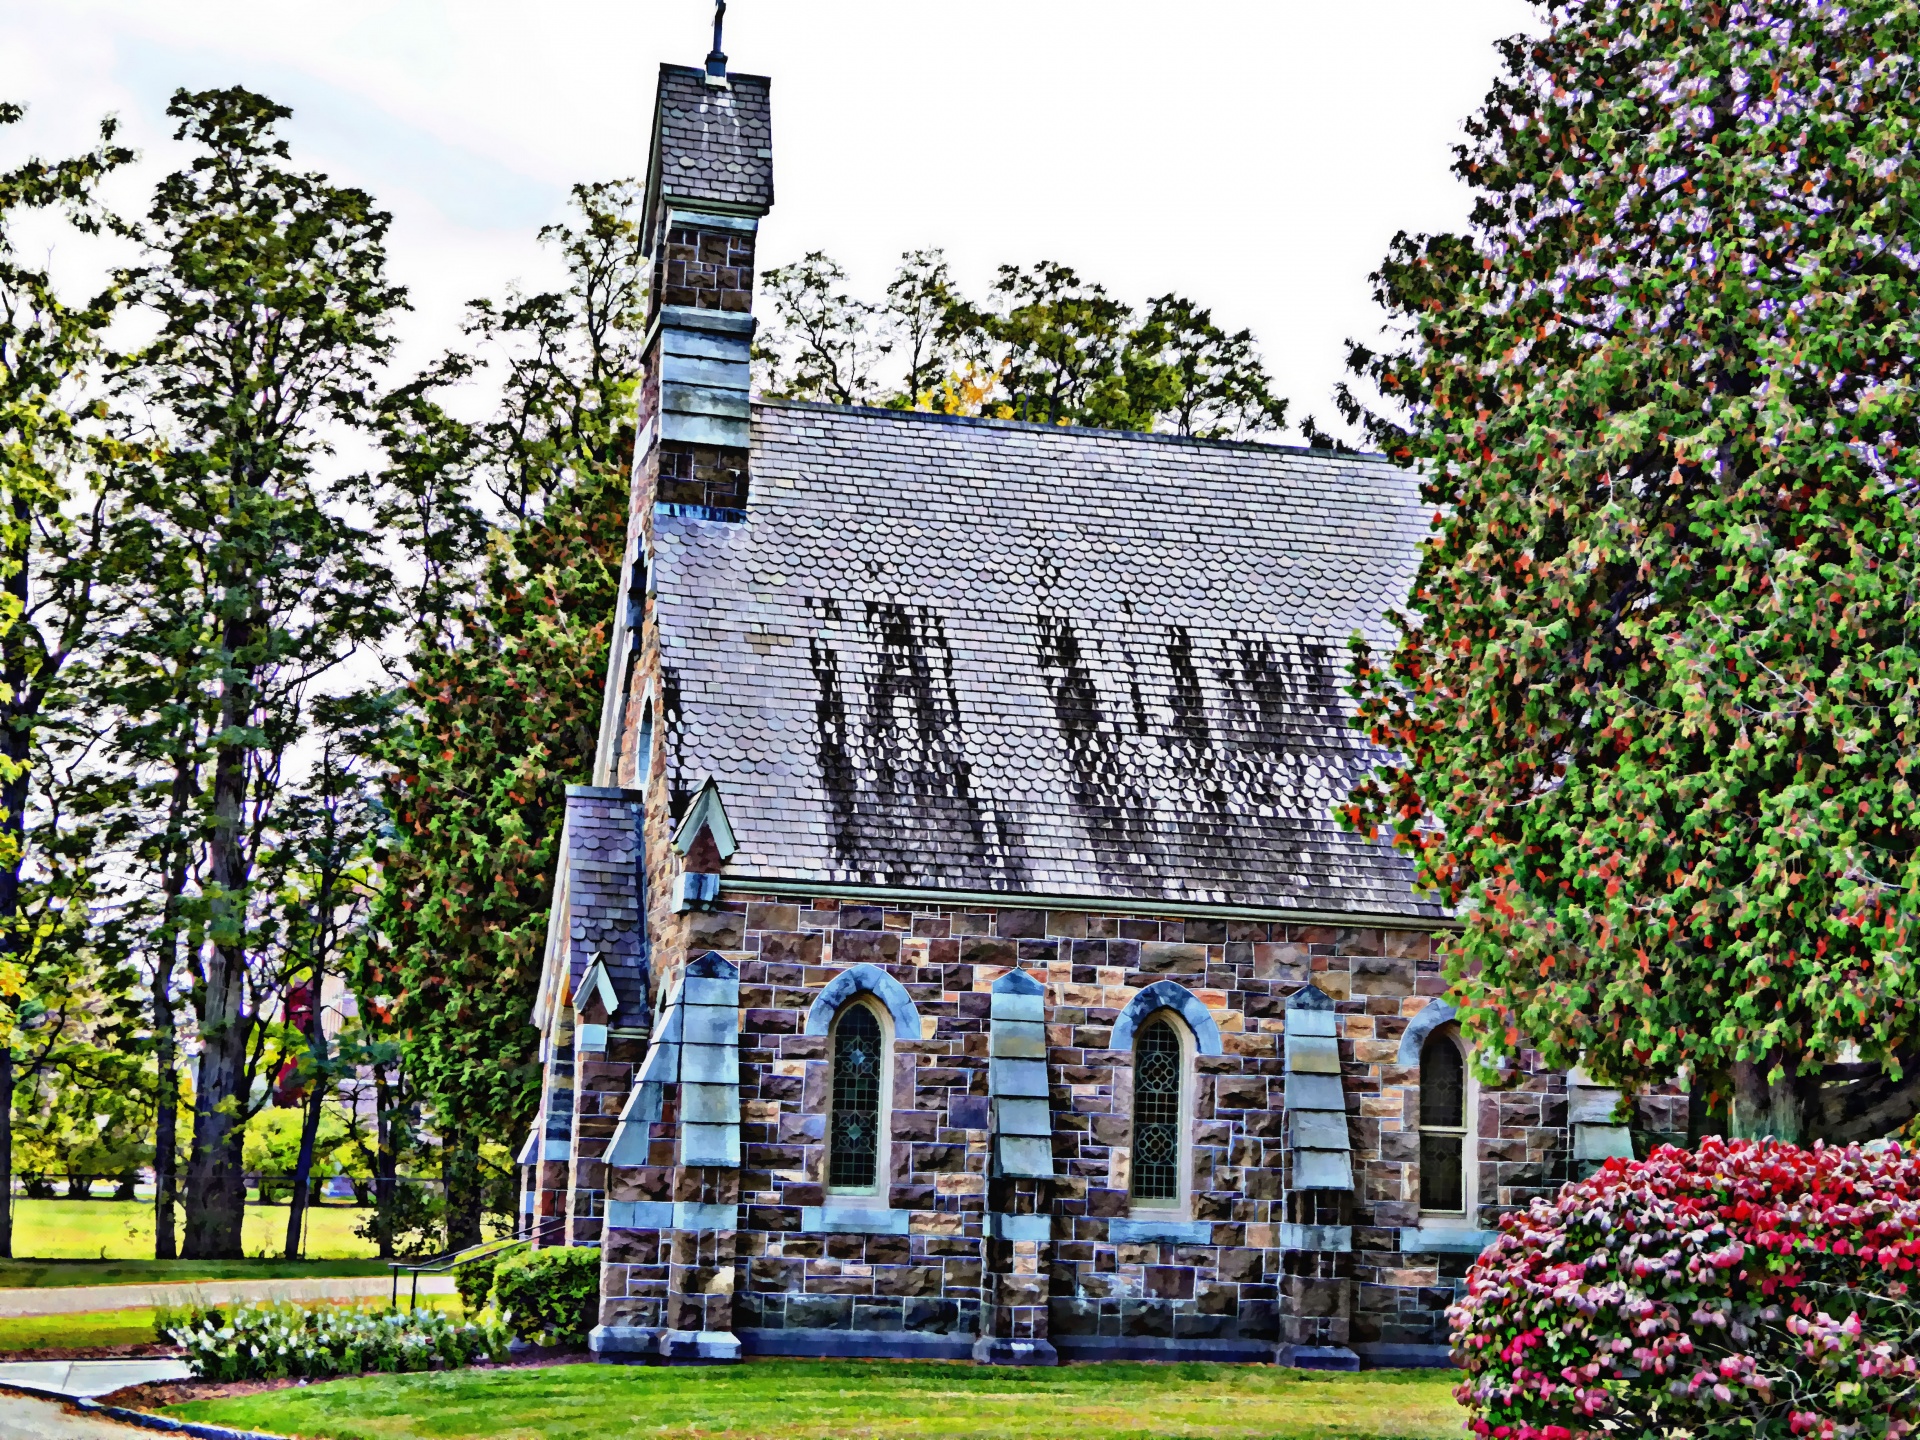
1453 1138 1920 1440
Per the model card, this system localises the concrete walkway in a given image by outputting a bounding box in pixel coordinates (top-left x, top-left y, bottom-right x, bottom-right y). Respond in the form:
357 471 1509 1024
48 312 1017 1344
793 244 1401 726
0 1391 156 1438
0 1358 192 1396
0 1273 455 1317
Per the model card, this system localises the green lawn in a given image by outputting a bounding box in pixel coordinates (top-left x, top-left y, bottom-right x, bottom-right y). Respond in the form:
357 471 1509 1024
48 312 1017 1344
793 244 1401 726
0 1256 392 1288
6 1198 379 1265
0 1306 159 1352
166 1360 1462 1440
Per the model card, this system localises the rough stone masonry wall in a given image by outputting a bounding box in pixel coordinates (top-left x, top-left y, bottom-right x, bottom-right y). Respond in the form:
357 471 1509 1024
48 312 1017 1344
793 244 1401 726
657 442 749 512
655 224 756 313
649 892 1569 1356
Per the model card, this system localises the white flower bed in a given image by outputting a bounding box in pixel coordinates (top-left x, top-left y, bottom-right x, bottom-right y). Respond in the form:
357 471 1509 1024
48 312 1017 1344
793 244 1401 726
167 1302 510 1382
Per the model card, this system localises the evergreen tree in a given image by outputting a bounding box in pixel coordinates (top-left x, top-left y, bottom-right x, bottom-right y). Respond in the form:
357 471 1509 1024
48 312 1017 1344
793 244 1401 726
1343 0 1920 1143
360 181 641 1249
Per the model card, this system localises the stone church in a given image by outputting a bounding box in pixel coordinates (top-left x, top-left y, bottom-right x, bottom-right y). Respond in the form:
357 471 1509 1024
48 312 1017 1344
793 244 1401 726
521 42 1678 1369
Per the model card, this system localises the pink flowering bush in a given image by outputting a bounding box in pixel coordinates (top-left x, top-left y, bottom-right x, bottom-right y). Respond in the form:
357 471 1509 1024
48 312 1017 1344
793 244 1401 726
1453 1139 1920 1440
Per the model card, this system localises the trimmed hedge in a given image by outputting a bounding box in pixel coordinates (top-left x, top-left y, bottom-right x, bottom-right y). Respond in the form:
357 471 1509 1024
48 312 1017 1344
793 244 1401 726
1454 1138 1920 1440
454 1249 504 1312
490 1244 600 1344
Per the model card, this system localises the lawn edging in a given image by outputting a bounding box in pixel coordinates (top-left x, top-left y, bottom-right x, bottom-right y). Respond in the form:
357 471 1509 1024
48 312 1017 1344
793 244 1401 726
0 1379 291 1440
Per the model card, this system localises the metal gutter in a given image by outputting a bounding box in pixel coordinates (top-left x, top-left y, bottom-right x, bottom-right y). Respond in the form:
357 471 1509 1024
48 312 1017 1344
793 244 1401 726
717 876 1455 930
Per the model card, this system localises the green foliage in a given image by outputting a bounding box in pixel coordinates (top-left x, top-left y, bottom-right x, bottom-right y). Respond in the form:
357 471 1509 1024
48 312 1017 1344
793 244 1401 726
487 1245 600 1344
754 248 1289 439
122 84 404 1256
1341 0 1920 1134
357 182 643 1236
453 1246 507 1313
242 1102 355 1199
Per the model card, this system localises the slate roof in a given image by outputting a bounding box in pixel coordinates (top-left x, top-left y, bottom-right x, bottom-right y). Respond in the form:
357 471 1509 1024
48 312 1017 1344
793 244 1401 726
651 401 1443 920
644 64 774 223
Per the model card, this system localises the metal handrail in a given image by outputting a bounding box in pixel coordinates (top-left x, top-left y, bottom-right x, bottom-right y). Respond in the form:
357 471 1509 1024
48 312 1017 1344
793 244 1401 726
387 1216 567 1311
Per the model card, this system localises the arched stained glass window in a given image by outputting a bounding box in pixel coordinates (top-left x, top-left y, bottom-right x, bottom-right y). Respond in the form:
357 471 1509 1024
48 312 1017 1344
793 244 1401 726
829 1005 884 1190
1132 1017 1182 1203
1419 1031 1467 1213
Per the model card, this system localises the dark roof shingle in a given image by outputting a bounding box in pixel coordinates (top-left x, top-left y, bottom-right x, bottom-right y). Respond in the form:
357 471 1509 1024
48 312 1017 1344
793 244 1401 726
652 401 1441 920
645 64 773 221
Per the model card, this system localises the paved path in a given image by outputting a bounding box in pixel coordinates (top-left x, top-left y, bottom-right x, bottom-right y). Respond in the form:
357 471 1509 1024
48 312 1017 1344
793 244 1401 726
0 1358 193 1396
0 1391 168 1437
0 1273 455 1317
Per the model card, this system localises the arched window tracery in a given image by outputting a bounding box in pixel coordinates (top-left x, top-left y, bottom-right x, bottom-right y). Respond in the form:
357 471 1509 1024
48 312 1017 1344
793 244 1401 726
1419 1028 1469 1214
1132 1016 1184 1204
828 1003 885 1191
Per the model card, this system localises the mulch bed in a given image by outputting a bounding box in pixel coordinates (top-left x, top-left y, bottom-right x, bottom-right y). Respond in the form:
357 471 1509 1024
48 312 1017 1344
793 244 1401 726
99 1351 590 1412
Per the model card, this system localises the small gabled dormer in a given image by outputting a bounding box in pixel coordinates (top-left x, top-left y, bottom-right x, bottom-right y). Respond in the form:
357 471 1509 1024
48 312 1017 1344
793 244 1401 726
671 774 737 912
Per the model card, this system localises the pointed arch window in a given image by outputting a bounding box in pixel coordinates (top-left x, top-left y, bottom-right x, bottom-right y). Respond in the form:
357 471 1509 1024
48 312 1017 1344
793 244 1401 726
1132 1017 1184 1204
1419 1029 1468 1214
829 1004 885 1191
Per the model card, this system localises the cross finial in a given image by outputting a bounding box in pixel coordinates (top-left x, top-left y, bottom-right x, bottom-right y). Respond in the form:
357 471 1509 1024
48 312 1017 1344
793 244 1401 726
705 1 729 83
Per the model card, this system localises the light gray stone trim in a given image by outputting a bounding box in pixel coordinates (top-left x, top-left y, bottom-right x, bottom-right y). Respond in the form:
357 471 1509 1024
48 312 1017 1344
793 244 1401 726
1397 999 1459 1064
604 1200 739 1231
1109 981 1223 1055
1283 983 1353 1192
1401 1226 1498 1254
590 1323 663 1356
720 877 1455 929
1285 983 1336 1012
989 969 1055 1179
1110 1217 1211 1244
987 1213 1052 1242
1278 1223 1353 1252
679 952 741 1167
803 963 926 1041
799 1205 911 1234
666 208 761 234
657 303 756 333
606 1079 663 1165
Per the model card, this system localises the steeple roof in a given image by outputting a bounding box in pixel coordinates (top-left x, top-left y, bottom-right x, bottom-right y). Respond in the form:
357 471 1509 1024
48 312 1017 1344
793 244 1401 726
643 63 774 233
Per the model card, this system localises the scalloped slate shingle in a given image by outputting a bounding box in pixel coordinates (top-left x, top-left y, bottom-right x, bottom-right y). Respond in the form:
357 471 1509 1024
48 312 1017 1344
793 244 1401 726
646 64 774 217
652 400 1442 919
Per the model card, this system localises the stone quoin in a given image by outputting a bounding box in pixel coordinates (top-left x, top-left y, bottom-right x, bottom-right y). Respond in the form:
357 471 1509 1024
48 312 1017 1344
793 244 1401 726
521 44 1687 1370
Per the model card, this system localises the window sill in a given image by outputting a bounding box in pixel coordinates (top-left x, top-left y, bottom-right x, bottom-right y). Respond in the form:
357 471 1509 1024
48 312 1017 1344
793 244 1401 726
1110 1216 1211 1245
800 1205 910 1235
1400 1224 1497 1254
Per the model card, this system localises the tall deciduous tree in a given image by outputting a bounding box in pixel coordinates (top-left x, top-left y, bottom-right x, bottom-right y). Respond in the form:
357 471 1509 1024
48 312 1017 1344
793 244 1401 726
129 87 400 1257
1342 0 1920 1144
0 101 131 1256
754 248 1291 438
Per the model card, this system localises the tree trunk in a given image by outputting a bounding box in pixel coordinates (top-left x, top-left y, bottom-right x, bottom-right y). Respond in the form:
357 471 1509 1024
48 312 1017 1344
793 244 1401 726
443 1133 482 1252
1730 1054 1808 1144
372 1058 397 1260
152 987 178 1259
151 712 200 1262
0 1048 12 1260
184 594 255 1260
284 995 330 1260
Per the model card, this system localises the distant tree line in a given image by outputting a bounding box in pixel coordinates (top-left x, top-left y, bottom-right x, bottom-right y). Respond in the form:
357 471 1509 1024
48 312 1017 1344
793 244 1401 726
752 250 1333 444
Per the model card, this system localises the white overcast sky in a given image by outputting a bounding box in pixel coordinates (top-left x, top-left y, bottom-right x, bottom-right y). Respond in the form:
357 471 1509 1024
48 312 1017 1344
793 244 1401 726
2 0 1539 444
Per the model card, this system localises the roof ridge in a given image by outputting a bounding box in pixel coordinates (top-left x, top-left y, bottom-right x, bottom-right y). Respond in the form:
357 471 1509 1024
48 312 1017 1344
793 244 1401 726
750 396 1396 462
